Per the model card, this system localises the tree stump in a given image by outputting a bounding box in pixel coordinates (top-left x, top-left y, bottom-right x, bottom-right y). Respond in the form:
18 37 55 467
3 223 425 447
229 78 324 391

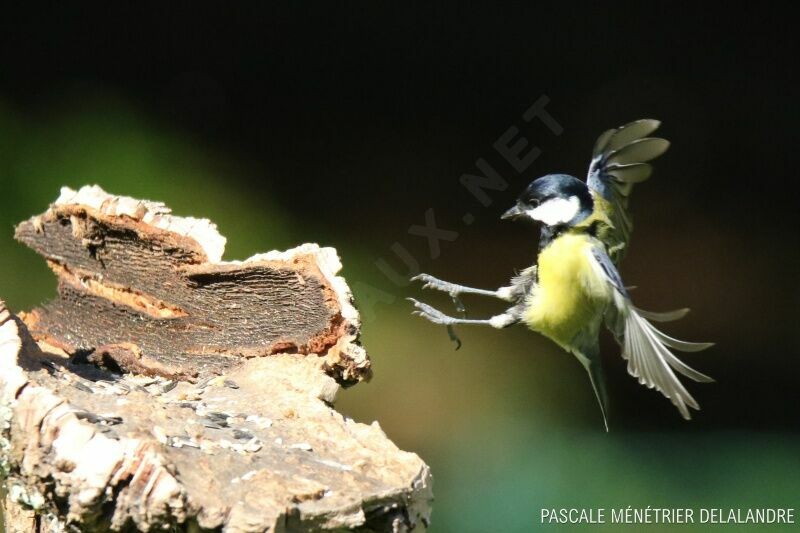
0 186 432 532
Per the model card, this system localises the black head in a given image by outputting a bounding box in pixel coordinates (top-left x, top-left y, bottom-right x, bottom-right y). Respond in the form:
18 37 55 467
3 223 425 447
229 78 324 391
501 174 593 227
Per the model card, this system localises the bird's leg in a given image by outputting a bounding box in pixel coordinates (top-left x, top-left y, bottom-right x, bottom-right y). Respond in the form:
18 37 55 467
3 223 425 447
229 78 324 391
408 298 519 329
409 297 522 350
411 274 517 314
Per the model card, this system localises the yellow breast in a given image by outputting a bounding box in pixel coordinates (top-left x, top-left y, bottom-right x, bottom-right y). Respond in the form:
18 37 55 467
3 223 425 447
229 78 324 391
523 232 611 349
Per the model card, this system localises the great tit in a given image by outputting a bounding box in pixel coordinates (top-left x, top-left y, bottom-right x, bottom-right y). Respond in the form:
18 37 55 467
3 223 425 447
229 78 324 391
409 119 713 430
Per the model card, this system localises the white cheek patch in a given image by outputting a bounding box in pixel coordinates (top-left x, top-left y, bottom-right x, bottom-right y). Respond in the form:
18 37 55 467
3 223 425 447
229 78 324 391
527 196 581 225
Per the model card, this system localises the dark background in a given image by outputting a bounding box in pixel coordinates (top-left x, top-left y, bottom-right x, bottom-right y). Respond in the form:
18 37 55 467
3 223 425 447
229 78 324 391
1 5 798 532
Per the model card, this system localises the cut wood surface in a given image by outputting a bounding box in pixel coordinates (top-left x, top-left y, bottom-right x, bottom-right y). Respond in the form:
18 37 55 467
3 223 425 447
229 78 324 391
1 186 432 532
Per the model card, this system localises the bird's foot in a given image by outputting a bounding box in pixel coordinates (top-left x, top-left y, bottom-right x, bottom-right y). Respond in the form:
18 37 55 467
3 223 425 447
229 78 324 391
411 274 462 295
411 274 467 313
408 298 458 325
408 298 463 349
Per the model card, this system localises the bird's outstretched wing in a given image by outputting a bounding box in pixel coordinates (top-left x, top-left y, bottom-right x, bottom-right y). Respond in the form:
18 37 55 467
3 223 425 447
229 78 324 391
588 246 714 420
586 119 669 264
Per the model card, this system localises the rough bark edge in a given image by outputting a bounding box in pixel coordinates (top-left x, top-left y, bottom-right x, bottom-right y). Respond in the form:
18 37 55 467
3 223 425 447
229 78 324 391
232 243 369 383
53 185 226 262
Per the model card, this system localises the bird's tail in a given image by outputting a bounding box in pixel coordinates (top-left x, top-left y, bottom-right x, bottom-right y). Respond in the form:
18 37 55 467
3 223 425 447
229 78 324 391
574 349 610 432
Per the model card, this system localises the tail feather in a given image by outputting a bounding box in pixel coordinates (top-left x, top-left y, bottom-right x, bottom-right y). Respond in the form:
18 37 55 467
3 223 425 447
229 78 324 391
575 351 610 432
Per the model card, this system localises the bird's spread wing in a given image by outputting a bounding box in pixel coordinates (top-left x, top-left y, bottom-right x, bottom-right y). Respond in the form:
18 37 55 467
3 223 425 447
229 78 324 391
586 119 669 264
588 246 713 420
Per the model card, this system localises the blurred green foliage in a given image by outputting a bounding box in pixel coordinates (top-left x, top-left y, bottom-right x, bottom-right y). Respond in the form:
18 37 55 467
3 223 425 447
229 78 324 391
1 95 798 533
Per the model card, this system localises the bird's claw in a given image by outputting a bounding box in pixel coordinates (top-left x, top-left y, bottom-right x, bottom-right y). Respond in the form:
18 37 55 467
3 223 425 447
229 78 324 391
411 273 459 294
450 294 466 314
446 325 462 350
411 273 468 313
408 298 463 349
407 298 456 325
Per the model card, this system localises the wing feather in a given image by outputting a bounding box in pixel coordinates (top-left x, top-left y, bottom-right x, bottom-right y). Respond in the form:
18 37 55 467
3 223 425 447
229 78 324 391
607 163 653 184
608 138 670 165
605 119 661 151
635 306 690 322
586 119 669 264
589 247 712 420
592 129 616 157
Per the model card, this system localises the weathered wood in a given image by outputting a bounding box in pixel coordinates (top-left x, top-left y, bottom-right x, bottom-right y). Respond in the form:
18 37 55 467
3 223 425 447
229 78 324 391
15 186 370 385
1 187 432 532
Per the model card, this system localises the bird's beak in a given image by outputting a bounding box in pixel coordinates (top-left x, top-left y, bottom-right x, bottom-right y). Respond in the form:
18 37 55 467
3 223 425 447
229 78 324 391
501 204 523 220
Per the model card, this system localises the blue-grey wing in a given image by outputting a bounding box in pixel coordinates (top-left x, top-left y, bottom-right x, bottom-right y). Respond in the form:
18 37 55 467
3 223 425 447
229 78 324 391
586 119 669 264
588 245 713 420
590 246 629 300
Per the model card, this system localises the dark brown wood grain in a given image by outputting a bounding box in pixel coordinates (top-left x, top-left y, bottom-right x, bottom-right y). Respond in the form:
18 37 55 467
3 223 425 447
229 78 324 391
14 187 369 384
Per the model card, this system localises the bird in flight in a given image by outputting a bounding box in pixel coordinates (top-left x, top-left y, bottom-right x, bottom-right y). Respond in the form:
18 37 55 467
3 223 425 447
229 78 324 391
409 119 713 430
